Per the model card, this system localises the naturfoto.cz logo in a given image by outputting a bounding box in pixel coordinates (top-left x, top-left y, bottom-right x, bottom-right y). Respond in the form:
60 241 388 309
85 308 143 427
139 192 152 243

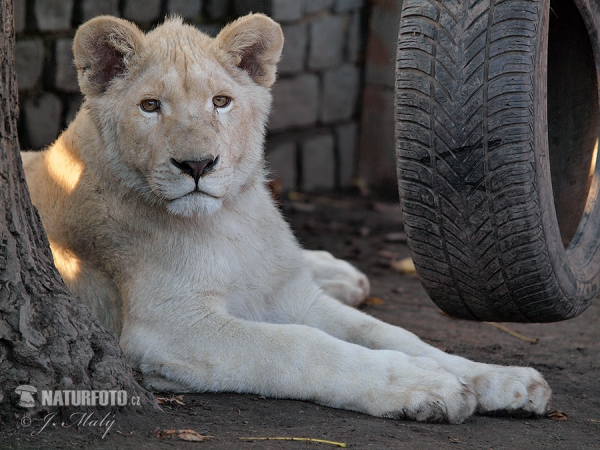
15 385 141 408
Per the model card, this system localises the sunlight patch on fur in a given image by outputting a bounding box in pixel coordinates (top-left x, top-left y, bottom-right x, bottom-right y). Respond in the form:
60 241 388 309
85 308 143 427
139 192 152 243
49 240 82 282
46 142 83 193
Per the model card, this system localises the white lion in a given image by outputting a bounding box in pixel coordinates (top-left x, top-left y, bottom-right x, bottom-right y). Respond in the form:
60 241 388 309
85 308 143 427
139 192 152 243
21 14 550 423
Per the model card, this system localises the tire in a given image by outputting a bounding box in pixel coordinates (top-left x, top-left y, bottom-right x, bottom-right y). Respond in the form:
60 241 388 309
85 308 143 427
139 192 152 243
395 0 600 322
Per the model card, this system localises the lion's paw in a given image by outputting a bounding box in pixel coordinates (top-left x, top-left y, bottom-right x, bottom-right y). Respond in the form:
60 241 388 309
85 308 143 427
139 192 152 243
469 365 551 415
302 250 370 306
377 366 477 424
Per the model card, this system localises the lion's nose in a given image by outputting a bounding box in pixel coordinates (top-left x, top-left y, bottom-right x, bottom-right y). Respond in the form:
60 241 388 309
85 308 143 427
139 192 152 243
171 156 219 184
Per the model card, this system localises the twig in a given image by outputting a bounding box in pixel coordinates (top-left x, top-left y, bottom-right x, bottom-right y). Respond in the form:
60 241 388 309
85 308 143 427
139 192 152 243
486 322 539 344
239 437 346 447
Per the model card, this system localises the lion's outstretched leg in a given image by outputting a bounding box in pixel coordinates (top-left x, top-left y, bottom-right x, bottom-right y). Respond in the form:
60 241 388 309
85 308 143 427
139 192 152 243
288 294 551 416
122 307 475 423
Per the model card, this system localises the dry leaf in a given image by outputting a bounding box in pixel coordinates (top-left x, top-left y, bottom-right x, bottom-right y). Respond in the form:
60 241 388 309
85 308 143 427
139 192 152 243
155 394 185 406
384 232 407 242
390 257 416 274
154 428 211 442
153 428 177 438
178 429 211 442
547 410 568 421
364 297 384 305
448 437 460 443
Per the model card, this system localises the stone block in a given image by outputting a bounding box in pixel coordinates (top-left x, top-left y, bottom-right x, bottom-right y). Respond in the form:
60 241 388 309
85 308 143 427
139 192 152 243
82 0 119 21
336 121 357 186
302 133 335 191
123 0 162 23
321 64 360 123
358 86 396 192
55 38 79 93
168 0 203 19
205 0 229 19
235 0 305 22
346 10 362 62
335 0 363 12
15 40 44 92
308 15 344 70
23 94 63 149
305 0 334 14
35 0 74 31
365 1 402 88
278 23 307 75
14 0 25 33
266 140 296 191
269 74 319 132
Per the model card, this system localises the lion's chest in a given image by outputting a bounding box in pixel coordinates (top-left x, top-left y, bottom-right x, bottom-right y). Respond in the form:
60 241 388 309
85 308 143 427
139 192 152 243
122 204 302 315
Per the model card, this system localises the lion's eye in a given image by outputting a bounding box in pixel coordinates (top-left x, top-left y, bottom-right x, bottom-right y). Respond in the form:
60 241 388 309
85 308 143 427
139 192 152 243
140 99 161 112
213 96 232 108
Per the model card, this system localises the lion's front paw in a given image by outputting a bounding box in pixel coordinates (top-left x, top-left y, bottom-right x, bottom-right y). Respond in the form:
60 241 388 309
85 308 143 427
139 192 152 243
378 368 477 424
360 356 477 424
302 250 370 306
470 366 551 415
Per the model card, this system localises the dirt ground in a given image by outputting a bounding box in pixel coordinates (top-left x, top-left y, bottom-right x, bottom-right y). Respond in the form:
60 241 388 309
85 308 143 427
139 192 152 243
1 193 599 449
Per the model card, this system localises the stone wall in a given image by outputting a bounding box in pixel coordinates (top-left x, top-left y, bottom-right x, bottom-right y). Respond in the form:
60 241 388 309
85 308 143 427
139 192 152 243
358 0 403 197
15 0 367 192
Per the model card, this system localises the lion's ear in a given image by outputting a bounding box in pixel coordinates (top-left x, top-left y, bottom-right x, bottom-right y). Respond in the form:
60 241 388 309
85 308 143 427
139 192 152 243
73 16 143 96
215 13 283 88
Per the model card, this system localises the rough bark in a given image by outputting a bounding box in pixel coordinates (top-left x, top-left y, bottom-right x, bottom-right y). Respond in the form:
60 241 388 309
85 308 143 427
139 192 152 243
0 0 156 423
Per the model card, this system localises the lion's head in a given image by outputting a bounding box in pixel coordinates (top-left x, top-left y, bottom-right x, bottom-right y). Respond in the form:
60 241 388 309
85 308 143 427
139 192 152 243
73 14 283 216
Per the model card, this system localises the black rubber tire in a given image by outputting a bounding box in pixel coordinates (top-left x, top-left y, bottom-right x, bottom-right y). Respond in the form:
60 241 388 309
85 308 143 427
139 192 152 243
395 0 600 322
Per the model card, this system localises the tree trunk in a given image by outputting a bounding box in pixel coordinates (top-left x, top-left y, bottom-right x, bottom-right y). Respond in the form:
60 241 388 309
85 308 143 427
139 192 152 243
0 0 156 423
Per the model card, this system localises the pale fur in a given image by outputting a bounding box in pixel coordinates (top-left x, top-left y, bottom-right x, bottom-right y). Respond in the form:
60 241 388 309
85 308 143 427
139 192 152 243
22 14 551 423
